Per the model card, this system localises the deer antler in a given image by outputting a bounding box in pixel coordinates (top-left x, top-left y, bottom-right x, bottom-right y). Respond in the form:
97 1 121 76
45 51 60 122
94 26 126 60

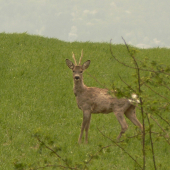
79 49 83 65
72 52 77 65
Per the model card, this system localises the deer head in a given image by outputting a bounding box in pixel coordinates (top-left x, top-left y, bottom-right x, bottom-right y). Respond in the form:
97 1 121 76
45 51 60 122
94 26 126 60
66 50 90 82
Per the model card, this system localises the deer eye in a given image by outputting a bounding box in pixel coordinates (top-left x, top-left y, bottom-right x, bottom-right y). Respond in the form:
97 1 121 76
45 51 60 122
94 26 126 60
80 71 83 73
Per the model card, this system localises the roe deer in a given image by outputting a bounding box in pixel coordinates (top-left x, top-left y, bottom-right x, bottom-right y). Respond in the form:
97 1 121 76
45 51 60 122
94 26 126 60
66 50 143 144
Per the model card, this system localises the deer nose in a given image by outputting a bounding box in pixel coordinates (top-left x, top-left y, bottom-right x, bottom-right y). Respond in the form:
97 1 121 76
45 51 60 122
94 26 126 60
75 76 80 80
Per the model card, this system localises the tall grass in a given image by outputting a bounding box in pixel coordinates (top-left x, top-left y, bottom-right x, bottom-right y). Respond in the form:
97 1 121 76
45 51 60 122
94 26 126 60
0 33 169 169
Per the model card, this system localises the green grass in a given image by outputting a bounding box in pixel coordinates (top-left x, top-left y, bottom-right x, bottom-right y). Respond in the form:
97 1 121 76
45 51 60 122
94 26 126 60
0 33 170 169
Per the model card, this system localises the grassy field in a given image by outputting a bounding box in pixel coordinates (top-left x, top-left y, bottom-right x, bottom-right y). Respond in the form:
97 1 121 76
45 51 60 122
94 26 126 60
0 33 170 169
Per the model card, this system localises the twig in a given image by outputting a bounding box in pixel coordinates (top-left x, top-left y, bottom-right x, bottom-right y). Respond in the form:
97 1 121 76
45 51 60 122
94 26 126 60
33 164 70 170
123 38 170 76
118 134 142 142
146 115 157 170
144 83 170 103
97 127 143 170
36 137 62 159
118 74 136 93
87 133 142 164
161 84 170 91
110 39 137 70
86 144 113 164
151 131 170 145
110 39 170 76
86 71 108 90
122 37 146 170
36 137 77 170
149 115 170 144
155 112 170 126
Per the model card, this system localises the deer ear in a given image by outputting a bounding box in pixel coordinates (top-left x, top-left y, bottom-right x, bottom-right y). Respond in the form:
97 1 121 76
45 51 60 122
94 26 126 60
82 60 90 70
66 59 74 69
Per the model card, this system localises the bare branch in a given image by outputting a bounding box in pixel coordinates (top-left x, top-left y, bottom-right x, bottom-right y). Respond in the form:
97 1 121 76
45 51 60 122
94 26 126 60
150 115 170 142
36 137 77 170
85 71 108 90
151 131 170 145
33 164 71 170
146 114 157 170
118 74 136 93
86 144 113 164
144 83 170 103
97 127 143 170
120 38 146 169
161 84 170 91
155 112 170 126
110 39 135 70
110 39 170 76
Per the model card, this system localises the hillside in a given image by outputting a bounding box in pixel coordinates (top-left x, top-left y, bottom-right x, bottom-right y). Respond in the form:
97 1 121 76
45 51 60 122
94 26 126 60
0 33 170 169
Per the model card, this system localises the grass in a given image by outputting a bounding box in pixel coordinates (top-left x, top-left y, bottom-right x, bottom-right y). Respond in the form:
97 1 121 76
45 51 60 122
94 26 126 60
0 32 170 169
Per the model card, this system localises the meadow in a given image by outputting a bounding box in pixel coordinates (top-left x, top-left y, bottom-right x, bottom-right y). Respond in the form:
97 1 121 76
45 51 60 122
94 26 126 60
0 33 169 169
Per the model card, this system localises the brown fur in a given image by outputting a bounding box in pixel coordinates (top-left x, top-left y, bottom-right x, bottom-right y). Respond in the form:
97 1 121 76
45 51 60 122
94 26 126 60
66 56 143 144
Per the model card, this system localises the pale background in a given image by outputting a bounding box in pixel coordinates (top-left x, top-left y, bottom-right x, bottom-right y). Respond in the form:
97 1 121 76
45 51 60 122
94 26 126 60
0 0 170 48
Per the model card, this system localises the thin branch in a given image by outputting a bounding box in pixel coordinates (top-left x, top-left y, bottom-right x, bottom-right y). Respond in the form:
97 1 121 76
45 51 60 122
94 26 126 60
122 38 170 76
87 133 142 164
161 83 170 91
36 137 77 170
138 95 146 169
33 164 70 170
118 134 141 143
144 83 170 103
121 37 141 93
97 127 143 170
118 74 136 93
36 137 62 159
110 39 136 70
151 132 170 145
150 115 170 141
155 112 170 126
146 115 157 170
110 39 170 76
86 71 108 89
86 144 113 164
122 38 146 170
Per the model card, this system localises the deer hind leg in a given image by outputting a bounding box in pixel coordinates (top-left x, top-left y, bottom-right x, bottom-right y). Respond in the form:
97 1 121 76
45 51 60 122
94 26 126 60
78 110 91 144
114 112 128 141
125 105 143 131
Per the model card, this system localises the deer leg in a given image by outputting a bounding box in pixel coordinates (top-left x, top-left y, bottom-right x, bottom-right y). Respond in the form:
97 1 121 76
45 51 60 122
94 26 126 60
85 113 91 144
78 110 91 144
125 106 143 131
114 112 128 141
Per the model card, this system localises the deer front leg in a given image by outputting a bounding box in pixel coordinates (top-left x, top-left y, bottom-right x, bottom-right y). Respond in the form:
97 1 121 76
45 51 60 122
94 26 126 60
78 110 91 144
114 112 128 141
85 113 91 144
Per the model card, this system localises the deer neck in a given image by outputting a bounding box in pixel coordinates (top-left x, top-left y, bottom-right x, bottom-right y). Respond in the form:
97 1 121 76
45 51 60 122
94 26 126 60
73 79 87 96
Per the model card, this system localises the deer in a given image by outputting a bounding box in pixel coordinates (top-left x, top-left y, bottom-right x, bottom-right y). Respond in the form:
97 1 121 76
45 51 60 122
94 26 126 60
66 50 143 144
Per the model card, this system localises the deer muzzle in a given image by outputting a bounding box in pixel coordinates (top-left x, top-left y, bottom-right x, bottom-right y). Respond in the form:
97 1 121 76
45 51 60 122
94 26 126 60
74 76 80 81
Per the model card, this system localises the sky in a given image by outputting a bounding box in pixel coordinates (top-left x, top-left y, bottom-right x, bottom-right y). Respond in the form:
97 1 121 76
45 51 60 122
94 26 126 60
0 0 170 48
